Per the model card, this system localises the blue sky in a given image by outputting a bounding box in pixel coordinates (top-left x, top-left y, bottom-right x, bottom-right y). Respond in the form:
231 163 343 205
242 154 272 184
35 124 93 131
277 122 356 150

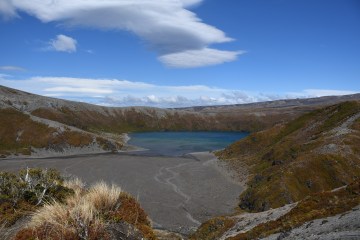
0 0 359 107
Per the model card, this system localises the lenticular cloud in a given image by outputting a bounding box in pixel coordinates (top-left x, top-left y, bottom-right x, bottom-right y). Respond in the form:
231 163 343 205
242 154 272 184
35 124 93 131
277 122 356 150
0 0 242 68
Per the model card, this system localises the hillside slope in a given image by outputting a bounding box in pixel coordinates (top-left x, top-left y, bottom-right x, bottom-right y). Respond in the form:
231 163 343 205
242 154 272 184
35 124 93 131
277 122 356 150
191 101 360 239
0 85 223 133
217 101 360 211
0 108 124 158
2 85 360 133
1 85 360 158
179 93 360 131
191 180 360 240
0 85 225 157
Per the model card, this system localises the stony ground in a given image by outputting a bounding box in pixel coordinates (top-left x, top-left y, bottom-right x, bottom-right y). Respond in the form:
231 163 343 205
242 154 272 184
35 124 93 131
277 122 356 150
263 206 360 240
0 152 244 236
219 204 297 240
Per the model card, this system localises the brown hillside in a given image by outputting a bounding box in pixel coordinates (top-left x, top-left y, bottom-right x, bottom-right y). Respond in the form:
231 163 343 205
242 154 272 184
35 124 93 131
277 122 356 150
191 179 360 240
217 101 360 212
0 108 121 157
2 85 360 133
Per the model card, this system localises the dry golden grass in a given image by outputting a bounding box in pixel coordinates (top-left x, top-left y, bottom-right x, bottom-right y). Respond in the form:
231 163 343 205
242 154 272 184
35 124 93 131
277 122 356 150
63 178 86 196
85 181 122 213
29 182 122 234
29 191 105 239
14 180 156 240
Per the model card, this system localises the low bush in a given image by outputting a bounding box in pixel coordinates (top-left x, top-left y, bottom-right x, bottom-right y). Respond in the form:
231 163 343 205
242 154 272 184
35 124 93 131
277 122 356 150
189 216 235 240
0 168 73 226
11 175 156 240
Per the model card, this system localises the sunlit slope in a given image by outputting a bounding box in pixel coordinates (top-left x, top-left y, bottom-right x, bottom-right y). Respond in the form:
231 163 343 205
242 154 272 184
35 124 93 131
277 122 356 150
0 85 230 133
2 85 360 157
0 108 123 157
217 101 360 211
190 179 360 240
2 85 360 134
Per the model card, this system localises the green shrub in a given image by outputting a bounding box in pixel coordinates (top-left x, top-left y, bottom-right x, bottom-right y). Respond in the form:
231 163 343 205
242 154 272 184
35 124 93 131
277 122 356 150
0 168 73 226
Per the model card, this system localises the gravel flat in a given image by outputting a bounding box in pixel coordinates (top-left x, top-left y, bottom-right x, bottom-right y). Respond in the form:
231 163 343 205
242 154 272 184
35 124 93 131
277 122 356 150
0 152 243 235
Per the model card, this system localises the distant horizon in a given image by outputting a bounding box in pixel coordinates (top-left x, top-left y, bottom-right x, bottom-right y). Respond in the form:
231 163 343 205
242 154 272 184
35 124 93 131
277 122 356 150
1 84 359 109
1 0 359 107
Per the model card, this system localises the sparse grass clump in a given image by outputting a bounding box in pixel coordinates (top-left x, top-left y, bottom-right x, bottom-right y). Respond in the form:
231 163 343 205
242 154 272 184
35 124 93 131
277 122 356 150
25 191 109 240
13 177 156 240
84 182 122 213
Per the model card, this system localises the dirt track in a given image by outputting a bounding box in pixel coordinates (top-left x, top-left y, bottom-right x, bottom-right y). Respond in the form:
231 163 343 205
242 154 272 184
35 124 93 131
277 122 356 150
0 152 243 235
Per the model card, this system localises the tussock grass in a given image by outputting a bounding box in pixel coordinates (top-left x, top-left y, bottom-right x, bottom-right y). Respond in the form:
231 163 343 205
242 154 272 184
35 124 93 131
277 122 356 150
29 198 105 239
63 178 86 196
27 182 121 239
85 181 122 213
14 179 156 240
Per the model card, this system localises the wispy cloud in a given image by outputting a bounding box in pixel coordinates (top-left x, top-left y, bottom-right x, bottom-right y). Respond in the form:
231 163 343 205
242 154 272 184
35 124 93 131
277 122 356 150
48 34 77 53
0 0 240 68
0 75 358 108
0 65 25 71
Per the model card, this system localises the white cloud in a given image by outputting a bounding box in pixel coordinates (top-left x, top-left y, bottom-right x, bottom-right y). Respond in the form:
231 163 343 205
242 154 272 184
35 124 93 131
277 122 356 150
1 76 357 108
44 87 112 94
0 0 240 67
302 89 357 97
48 34 77 53
0 0 17 19
0 65 25 71
285 89 358 99
159 48 244 68
0 75 257 107
179 0 203 7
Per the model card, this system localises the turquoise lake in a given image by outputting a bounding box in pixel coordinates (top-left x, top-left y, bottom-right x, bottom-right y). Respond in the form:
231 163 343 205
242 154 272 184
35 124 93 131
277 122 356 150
128 131 249 156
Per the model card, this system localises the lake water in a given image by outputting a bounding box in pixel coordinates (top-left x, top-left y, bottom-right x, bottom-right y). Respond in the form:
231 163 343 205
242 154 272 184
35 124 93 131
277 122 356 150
128 131 248 156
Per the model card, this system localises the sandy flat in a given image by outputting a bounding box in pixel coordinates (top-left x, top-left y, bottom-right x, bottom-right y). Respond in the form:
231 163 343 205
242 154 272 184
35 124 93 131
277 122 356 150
0 152 243 235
